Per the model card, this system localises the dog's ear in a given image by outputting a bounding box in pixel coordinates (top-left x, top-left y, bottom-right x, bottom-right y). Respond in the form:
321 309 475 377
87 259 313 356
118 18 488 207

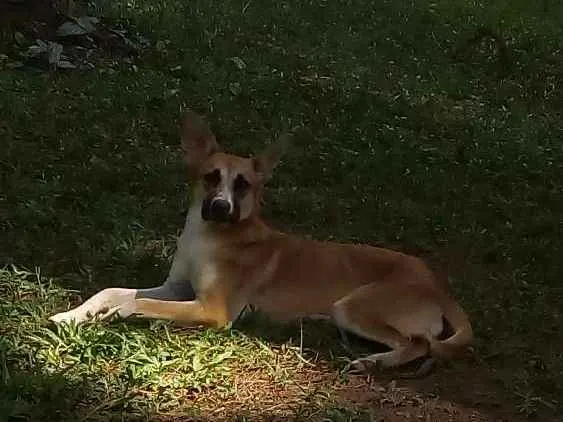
181 111 219 170
253 133 291 181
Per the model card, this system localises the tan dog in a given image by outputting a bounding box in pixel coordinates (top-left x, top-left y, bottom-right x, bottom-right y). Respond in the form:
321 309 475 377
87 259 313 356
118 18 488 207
50 112 473 371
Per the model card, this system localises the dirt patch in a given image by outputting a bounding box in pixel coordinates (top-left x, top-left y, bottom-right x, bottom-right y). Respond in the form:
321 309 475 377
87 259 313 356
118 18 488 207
147 358 554 422
335 376 499 422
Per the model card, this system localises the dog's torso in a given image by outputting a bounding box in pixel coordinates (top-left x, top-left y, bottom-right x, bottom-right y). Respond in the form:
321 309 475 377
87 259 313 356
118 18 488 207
176 202 439 322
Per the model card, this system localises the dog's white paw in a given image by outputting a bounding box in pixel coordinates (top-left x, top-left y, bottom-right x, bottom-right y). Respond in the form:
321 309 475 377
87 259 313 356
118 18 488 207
50 302 135 325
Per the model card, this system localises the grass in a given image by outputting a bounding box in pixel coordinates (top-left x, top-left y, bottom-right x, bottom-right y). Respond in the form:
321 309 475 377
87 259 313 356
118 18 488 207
0 267 357 421
1 0 562 420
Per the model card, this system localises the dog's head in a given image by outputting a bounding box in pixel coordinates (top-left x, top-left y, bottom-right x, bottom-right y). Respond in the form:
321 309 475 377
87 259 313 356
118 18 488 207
181 111 288 224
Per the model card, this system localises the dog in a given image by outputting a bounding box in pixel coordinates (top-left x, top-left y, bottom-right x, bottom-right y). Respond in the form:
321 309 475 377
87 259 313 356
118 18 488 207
50 112 473 372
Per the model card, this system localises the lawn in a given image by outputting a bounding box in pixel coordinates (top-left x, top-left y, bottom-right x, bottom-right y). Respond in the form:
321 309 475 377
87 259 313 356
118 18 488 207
1 0 562 420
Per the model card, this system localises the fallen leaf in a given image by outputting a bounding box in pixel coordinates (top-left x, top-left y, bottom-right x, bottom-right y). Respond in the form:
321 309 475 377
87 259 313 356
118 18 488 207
56 16 98 37
229 82 242 96
57 60 77 69
230 56 247 70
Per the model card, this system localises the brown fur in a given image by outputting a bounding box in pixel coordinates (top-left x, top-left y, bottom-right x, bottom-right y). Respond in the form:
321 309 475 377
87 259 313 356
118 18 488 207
51 112 473 371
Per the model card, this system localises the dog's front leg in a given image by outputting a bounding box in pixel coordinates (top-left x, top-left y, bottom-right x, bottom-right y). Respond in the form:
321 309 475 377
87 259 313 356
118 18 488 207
133 296 232 328
50 236 196 325
49 281 195 325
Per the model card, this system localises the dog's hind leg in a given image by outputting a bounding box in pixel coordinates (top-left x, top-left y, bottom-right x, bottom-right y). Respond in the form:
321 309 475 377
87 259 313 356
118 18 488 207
332 283 430 372
49 279 195 325
335 316 427 372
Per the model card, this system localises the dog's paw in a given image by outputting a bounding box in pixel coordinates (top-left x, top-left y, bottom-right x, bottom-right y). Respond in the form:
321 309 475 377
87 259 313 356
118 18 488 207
343 358 370 374
49 310 80 325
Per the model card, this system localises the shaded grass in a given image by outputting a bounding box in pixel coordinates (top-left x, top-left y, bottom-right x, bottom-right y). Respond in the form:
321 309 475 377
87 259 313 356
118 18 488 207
1 0 562 420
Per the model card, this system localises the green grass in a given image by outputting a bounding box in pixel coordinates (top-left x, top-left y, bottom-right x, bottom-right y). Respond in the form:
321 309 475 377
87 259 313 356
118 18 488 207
1 0 562 420
0 267 356 421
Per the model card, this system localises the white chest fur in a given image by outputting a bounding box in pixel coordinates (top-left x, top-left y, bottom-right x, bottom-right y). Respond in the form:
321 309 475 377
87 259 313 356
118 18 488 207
170 203 217 294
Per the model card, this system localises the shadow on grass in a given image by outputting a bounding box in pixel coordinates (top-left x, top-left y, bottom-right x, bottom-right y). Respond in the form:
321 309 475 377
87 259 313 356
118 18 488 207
0 370 102 422
234 313 551 422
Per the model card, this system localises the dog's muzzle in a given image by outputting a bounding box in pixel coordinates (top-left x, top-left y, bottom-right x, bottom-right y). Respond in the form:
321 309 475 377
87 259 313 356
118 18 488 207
202 197 233 223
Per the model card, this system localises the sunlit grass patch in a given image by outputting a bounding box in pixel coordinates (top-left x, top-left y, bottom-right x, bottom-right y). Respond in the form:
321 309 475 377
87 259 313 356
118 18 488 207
1 266 351 421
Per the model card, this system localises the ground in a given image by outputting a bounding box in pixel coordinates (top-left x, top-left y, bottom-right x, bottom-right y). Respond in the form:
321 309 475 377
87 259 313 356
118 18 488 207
1 0 562 421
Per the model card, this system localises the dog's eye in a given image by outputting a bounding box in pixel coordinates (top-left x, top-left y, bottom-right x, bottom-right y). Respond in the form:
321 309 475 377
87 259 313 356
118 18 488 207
203 169 221 186
234 175 250 194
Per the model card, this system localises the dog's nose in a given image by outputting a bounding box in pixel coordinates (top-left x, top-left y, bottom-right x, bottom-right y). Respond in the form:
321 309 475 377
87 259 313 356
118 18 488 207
210 199 232 221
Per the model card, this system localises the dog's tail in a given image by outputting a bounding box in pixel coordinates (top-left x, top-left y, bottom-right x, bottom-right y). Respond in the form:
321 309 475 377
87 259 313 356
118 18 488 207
426 293 473 359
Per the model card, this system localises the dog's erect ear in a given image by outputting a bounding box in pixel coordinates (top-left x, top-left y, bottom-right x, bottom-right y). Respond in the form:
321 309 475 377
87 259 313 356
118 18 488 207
253 133 291 181
181 111 219 170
